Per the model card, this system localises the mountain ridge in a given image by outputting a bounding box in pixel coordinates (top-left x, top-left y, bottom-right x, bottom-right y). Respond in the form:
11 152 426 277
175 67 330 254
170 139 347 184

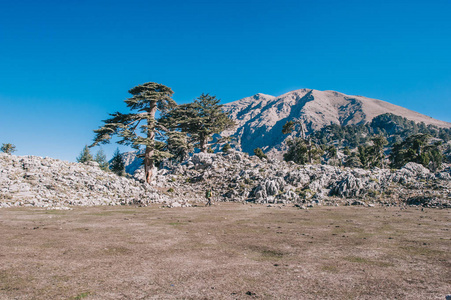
222 88 451 157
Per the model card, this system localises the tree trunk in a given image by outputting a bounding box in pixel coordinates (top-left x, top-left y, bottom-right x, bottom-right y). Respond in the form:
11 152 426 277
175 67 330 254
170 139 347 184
144 146 153 184
144 103 157 184
199 135 207 153
307 138 312 164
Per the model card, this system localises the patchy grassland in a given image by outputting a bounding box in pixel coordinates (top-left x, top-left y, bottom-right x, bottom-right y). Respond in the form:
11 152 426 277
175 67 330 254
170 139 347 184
0 204 450 299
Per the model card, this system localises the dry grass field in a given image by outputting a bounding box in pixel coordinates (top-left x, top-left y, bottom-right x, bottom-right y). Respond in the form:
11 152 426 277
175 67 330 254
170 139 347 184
0 203 450 299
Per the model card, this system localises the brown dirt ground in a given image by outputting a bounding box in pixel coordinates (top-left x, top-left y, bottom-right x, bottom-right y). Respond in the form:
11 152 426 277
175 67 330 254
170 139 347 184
0 203 450 300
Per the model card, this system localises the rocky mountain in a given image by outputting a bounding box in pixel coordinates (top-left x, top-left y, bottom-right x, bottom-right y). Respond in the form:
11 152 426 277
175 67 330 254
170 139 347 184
222 89 451 158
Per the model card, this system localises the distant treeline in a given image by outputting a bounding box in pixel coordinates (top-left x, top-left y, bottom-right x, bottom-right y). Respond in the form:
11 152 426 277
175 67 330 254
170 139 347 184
281 113 451 171
313 113 451 148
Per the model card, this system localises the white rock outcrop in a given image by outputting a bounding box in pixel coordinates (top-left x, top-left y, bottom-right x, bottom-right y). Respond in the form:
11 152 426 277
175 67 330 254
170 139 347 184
0 153 170 209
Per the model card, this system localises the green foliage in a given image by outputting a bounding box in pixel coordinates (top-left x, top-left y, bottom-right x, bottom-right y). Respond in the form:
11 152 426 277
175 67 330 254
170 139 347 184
94 148 109 171
282 118 323 164
254 147 267 160
344 152 363 168
91 82 176 183
282 121 295 135
284 138 308 164
325 145 337 159
444 143 451 163
343 146 351 156
222 143 231 153
76 145 93 163
110 148 125 176
280 113 449 170
165 131 191 162
72 292 91 300
1 143 16 155
390 134 443 171
160 93 235 152
283 138 323 164
313 113 451 149
356 136 388 169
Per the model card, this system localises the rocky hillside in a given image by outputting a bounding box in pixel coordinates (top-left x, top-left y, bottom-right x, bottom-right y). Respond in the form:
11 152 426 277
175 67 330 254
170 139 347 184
0 153 172 209
137 151 451 208
2 151 450 209
222 89 451 158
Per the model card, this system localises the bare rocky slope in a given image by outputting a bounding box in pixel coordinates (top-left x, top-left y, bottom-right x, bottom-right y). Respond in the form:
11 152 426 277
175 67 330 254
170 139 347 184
222 89 451 158
144 151 451 208
0 153 171 209
2 151 451 209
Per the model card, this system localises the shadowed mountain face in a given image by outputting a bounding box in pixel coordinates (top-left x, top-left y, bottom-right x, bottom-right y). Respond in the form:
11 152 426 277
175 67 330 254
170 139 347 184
222 89 451 158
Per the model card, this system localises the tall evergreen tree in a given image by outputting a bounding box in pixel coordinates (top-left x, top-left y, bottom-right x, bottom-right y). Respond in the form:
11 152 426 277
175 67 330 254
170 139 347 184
427 141 443 172
110 148 125 176
1 143 16 155
390 133 443 171
94 148 109 171
283 137 323 164
367 135 388 168
282 118 322 164
165 131 192 162
91 82 176 183
344 152 363 168
76 145 93 163
160 93 235 152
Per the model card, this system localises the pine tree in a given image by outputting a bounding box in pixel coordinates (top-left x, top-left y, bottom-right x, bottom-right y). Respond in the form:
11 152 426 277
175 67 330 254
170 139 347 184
281 118 324 164
427 141 443 172
76 145 93 163
367 135 388 168
94 148 109 171
390 133 443 171
91 82 176 183
325 145 337 159
283 138 323 164
165 131 192 162
1 143 16 155
160 93 235 152
110 148 125 176
344 152 363 168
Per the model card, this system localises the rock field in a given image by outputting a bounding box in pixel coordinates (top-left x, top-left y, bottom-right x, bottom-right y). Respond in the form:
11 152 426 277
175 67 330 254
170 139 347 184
1 151 451 209
142 150 451 208
0 153 170 209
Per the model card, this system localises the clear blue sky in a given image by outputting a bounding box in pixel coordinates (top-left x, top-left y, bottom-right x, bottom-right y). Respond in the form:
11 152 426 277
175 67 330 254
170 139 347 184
1 0 450 161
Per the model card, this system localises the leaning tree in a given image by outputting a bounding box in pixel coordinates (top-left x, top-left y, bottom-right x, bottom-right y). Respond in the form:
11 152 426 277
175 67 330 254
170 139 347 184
91 82 176 183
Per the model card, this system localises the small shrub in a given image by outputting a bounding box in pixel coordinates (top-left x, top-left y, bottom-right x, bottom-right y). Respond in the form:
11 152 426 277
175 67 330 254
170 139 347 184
1 143 16 155
254 148 267 160
222 143 231 153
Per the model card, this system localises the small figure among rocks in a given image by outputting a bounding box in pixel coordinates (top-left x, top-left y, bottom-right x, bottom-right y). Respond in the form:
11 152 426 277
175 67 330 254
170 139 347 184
205 188 213 206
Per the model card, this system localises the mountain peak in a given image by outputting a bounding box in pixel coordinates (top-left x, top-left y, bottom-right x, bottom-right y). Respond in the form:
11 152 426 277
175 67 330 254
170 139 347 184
251 93 274 100
222 88 451 159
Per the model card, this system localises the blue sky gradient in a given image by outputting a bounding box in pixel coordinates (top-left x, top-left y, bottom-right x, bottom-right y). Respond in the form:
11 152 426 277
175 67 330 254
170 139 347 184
1 0 450 161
